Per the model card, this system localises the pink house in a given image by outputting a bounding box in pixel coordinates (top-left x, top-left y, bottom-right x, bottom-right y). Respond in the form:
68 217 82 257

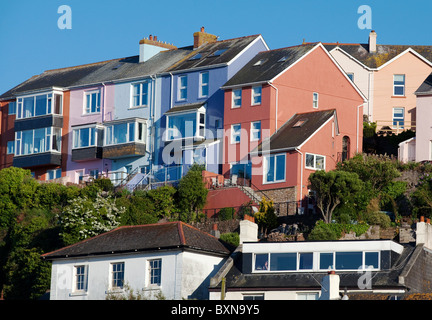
214 43 366 215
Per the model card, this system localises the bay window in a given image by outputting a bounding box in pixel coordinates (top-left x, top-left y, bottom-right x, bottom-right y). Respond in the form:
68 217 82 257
16 92 62 119
15 127 61 156
166 111 205 140
73 127 98 149
263 153 285 183
105 120 145 146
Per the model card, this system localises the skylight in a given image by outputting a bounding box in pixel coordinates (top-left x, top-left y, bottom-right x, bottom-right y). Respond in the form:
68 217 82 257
253 59 266 66
188 53 202 61
278 56 289 62
210 49 227 57
293 119 308 127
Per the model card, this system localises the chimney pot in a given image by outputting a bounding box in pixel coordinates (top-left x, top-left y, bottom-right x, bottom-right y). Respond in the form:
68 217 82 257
201 26 205 32
212 223 218 231
154 36 157 41
421 216 425 222
149 35 153 40
428 218 430 224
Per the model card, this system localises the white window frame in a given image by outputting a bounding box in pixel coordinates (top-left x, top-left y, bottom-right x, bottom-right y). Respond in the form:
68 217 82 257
312 92 319 109
393 74 405 96
232 89 242 108
347 73 354 82
166 110 205 141
263 153 286 184
14 127 62 156
46 169 61 181
177 75 188 101
72 125 99 149
131 81 150 108
110 262 125 290
105 120 146 146
84 90 101 114
73 265 88 293
231 124 241 144
199 72 209 98
148 258 162 287
251 86 262 105
250 121 261 141
392 107 405 129
16 92 63 119
305 153 325 170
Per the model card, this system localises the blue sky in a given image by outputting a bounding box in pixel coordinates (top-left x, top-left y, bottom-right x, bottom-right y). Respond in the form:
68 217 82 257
1 0 431 95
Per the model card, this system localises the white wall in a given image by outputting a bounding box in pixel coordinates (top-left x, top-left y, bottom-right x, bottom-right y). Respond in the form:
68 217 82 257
49 249 226 300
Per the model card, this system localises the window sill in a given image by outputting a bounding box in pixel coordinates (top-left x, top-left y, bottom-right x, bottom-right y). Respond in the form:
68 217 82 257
129 105 148 110
69 291 88 297
262 179 286 185
82 112 101 117
391 96 406 98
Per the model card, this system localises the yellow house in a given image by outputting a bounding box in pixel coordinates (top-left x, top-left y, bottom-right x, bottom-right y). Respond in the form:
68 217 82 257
323 31 432 132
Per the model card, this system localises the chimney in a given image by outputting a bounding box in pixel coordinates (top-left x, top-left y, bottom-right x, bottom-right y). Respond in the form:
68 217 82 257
239 215 258 244
416 217 432 249
139 34 177 63
193 27 218 49
319 271 341 300
210 223 220 238
368 30 377 53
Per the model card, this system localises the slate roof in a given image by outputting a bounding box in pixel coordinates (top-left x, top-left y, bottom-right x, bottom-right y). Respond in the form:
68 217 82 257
166 35 263 72
415 72 432 95
323 43 432 69
211 242 417 293
41 221 233 260
253 109 336 153
222 43 317 87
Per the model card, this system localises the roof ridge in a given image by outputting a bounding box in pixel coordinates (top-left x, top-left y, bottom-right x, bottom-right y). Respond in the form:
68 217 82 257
264 43 319 53
43 57 123 73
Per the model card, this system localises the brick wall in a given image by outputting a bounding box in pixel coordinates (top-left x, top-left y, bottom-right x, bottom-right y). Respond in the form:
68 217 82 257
259 186 297 216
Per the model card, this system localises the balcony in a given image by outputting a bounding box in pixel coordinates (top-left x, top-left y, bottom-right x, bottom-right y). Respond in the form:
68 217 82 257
103 142 146 159
72 146 103 162
13 152 61 168
15 114 63 131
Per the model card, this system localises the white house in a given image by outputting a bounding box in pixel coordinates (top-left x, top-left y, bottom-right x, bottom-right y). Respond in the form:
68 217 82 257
42 221 232 300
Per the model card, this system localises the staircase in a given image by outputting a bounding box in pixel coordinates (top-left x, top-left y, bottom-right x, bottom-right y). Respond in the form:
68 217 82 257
124 172 150 192
238 186 271 213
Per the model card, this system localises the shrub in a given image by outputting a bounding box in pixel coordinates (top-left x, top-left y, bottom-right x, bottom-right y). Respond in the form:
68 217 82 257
218 207 235 221
365 211 391 229
220 232 239 247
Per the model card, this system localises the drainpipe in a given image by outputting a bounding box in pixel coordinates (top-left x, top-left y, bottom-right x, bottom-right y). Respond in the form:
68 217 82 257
169 72 174 110
356 104 363 153
267 82 278 132
295 148 303 213
149 75 156 172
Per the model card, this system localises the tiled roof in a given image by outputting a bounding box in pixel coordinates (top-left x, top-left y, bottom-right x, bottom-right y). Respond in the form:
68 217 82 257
222 44 317 87
254 109 336 153
323 43 432 69
41 221 232 260
415 72 432 95
167 35 263 72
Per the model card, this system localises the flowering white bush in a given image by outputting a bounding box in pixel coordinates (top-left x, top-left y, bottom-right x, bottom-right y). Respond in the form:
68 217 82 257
58 191 125 245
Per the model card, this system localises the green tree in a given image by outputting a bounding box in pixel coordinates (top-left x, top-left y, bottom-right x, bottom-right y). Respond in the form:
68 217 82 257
176 164 208 222
146 185 177 220
254 198 277 235
58 192 125 246
309 170 364 224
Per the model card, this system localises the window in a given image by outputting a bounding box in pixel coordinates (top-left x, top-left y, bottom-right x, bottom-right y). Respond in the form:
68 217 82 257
199 72 209 98
111 262 125 289
252 86 262 105
243 294 264 300
264 153 285 183
319 253 334 270
231 124 241 144
393 74 405 96
393 107 405 129
73 127 97 149
299 252 313 270
188 53 202 60
250 121 261 141
297 293 319 300
167 111 205 140
365 252 379 269
319 251 379 271
210 49 227 57
7 141 14 154
74 265 88 292
105 121 145 145
313 92 319 109
84 90 101 114
47 169 61 180
347 73 354 81
305 153 325 170
270 253 297 271
254 254 269 271
15 127 61 156
131 82 149 107
89 169 99 179
8 101 16 115
16 93 62 119
232 89 242 108
178 76 187 101
149 259 162 286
